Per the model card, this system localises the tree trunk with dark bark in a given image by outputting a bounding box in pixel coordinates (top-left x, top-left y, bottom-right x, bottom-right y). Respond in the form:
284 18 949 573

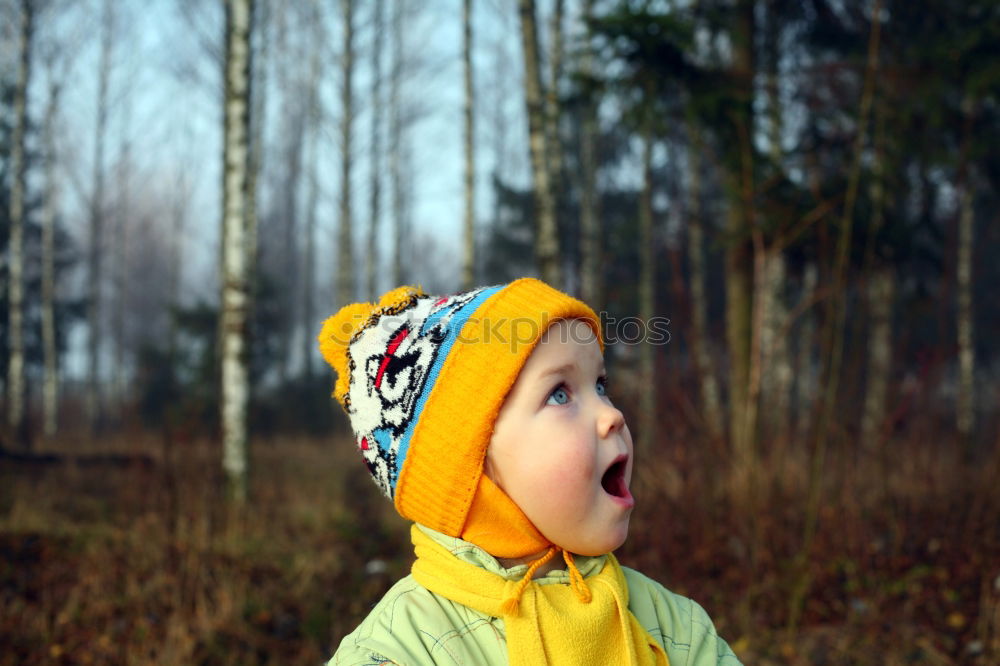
462 0 476 289
517 0 560 287
578 0 600 307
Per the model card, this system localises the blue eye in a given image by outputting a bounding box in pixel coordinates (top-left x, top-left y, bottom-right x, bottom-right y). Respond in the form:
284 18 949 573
596 377 607 397
547 386 570 405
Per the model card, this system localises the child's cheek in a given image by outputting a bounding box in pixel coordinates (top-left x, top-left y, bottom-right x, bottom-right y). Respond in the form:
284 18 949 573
567 436 599 480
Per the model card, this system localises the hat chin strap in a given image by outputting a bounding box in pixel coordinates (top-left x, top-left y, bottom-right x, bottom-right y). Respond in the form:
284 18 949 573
460 473 551 559
458 473 593 613
500 547 593 615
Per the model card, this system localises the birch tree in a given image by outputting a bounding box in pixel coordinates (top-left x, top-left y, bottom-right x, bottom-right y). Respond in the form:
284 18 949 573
759 250 791 442
337 0 355 306
461 0 475 289
861 265 894 451
758 0 791 442
85 0 114 432
517 0 560 287
956 170 975 448
860 102 890 452
367 0 384 298
220 0 254 503
956 97 977 452
7 0 33 443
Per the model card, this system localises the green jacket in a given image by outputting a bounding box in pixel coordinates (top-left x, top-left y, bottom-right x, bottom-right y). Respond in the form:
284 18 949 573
330 527 742 666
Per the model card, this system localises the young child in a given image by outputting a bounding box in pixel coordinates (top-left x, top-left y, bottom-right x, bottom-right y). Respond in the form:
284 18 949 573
318 278 741 665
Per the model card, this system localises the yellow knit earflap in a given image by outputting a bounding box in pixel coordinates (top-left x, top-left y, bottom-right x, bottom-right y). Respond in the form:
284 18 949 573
316 285 425 406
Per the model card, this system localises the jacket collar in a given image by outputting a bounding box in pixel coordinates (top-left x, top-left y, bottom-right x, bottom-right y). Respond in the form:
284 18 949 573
414 523 608 583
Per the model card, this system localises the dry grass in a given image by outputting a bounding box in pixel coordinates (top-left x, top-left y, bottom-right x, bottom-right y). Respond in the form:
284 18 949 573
621 416 1000 665
1 425 998 665
0 432 411 666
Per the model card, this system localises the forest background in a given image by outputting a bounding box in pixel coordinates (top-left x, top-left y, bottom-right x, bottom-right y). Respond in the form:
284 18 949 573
1 0 999 664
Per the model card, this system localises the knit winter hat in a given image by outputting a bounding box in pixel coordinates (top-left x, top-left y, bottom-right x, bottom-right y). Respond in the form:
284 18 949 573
317 278 602 556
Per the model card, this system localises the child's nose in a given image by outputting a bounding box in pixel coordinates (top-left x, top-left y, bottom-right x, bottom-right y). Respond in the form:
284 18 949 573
597 402 626 438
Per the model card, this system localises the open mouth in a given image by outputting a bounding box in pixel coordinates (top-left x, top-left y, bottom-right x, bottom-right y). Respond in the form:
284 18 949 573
601 455 630 498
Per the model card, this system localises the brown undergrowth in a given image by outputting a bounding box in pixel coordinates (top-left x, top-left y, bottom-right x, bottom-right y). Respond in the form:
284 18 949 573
1 425 998 665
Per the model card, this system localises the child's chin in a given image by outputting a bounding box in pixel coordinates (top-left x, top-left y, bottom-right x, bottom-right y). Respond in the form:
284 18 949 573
573 527 630 557
608 523 631 552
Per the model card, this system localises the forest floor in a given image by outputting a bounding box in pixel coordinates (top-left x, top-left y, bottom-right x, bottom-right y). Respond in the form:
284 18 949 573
1 426 998 665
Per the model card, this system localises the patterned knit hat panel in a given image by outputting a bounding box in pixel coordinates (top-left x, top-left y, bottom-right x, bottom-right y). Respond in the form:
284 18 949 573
338 286 499 498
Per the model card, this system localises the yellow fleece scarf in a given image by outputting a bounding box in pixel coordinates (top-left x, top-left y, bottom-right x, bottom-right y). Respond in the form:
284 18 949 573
411 525 669 666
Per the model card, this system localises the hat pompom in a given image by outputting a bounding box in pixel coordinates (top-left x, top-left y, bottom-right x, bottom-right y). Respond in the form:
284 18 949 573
317 286 426 407
318 302 376 404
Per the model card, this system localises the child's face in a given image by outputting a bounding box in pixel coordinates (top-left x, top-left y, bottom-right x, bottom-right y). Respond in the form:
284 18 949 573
485 319 634 557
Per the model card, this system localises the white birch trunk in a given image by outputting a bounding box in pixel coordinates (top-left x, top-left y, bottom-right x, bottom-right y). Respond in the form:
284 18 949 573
367 0 384 298
760 250 791 441
760 0 791 442
7 0 32 439
337 0 355 305
860 107 889 453
517 0 560 287
861 265 894 451
86 0 113 432
221 0 253 503
956 174 975 441
461 0 476 290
